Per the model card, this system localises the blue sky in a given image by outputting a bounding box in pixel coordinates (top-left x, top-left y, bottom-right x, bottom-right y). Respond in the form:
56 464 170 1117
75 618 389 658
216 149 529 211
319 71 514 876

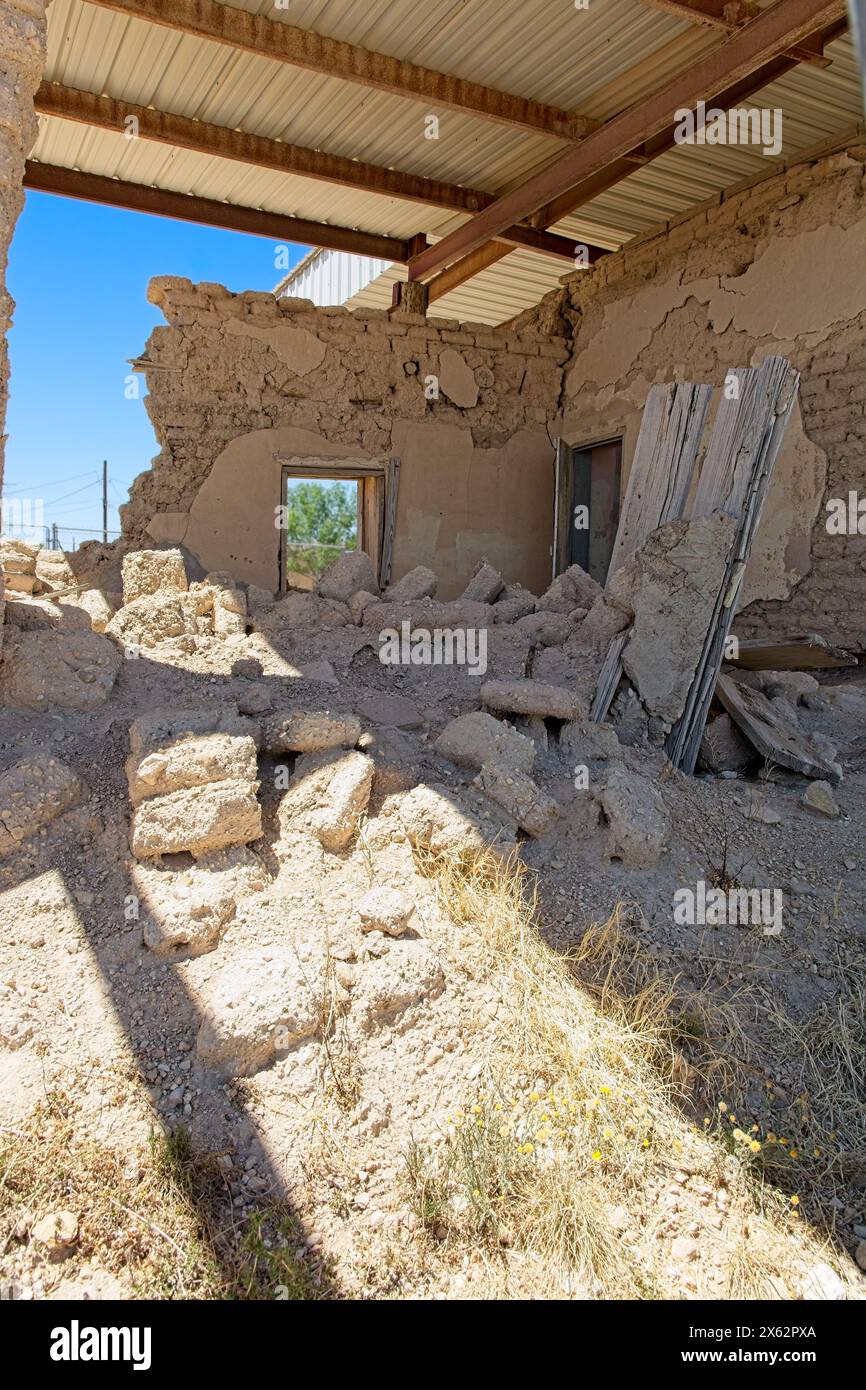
4 191 307 545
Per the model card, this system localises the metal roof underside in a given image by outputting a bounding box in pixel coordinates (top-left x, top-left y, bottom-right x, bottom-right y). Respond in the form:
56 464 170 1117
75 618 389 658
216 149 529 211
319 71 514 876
33 0 863 324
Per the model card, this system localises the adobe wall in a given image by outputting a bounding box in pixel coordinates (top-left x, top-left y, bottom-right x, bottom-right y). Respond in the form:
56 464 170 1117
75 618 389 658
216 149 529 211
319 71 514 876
131 279 569 599
518 138 866 651
0 0 50 633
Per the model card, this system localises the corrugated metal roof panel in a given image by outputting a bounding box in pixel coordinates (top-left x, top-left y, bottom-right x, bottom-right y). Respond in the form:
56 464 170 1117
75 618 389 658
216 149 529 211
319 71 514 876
35 1 863 325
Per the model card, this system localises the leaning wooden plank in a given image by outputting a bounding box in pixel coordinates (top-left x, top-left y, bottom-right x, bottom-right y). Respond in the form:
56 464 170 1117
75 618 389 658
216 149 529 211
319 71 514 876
607 381 713 575
729 635 856 671
589 630 629 722
715 673 841 782
667 358 800 772
591 381 712 722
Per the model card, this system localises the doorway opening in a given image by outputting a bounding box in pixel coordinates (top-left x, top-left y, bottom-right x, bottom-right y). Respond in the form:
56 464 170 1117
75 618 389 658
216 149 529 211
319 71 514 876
553 437 623 585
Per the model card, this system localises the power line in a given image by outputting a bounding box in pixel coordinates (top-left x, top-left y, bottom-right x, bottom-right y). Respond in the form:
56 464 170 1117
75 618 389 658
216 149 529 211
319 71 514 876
2 470 98 495
44 480 101 508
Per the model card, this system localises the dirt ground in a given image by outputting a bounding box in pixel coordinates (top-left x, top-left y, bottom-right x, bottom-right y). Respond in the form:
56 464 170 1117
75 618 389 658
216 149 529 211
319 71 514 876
0 553 864 1302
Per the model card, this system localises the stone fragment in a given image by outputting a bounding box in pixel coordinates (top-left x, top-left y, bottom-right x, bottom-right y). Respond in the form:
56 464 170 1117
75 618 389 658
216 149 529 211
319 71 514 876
73 588 116 633
493 585 537 623
129 706 259 759
106 592 205 648
802 780 840 817
130 780 263 858
0 628 121 711
357 694 423 729
121 548 188 603
761 670 820 703
4 596 91 631
310 752 374 851
264 709 360 754
354 939 445 1027
536 563 603 615
357 886 414 937
135 847 268 957
477 760 558 838
316 549 378 602
213 586 247 636
382 782 518 859
31 1210 78 1253
598 763 669 868
196 946 323 1076
435 710 535 774
349 589 377 624
481 678 584 721
461 561 503 604
384 566 438 603
0 755 84 858
127 732 259 805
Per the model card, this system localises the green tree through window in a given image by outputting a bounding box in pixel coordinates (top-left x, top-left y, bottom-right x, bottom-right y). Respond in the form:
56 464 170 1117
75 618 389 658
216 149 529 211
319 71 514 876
283 479 358 582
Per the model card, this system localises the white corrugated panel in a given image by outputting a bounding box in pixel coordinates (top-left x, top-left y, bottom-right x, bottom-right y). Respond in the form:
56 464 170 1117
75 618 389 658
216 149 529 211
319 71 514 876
276 248 391 303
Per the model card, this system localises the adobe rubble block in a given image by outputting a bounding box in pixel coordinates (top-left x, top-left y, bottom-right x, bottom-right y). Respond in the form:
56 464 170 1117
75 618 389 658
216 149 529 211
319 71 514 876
106 591 209 648
278 748 374 851
35 549 75 592
264 708 361 754
72 588 116 633
493 585 537 623
0 754 85 858
608 513 738 724
315 549 379 602
121 548 188 604
357 886 414 937
213 585 247 636
4 595 91 631
760 670 821 703
134 847 269 957
251 590 350 636
476 759 558 838
353 939 445 1030
435 710 536 774
0 627 122 712
127 731 259 805
384 565 438 603
0 537 38 593
536 562 603 615
196 944 324 1077
461 560 504 605
130 779 263 859
129 705 260 760
481 678 584 721
381 782 518 860
597 763 669 869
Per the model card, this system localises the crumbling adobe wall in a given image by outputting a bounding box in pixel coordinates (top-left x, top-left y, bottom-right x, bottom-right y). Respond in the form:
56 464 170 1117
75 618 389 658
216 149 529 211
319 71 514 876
520 140 866 651
0 0 50 635
130 279 568 598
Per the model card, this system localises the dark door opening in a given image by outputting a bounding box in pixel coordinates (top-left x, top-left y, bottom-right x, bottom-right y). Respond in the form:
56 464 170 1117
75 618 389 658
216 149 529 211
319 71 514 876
554 438 623 586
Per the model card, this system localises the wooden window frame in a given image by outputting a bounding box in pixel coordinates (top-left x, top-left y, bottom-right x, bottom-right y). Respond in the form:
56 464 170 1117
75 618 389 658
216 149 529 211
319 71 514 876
274 454 400 594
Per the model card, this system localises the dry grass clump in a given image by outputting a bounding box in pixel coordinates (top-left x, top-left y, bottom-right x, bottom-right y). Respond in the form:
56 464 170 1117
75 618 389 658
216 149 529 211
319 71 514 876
0 1087 332 1299
408 847 859 1300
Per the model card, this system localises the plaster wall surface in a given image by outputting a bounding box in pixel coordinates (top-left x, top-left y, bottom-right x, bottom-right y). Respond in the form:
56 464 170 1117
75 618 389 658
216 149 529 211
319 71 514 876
133 280 566 598
518 141 866 649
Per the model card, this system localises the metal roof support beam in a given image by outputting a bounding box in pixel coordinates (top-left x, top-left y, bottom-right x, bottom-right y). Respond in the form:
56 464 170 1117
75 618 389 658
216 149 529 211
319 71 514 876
638 0 832 63
407 0 846 284
34 84 609 267
23 161 414 261
83 0 595 140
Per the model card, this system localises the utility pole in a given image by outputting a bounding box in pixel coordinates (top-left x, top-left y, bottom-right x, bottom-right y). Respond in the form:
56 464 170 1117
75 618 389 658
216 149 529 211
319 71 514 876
102 460 108 543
